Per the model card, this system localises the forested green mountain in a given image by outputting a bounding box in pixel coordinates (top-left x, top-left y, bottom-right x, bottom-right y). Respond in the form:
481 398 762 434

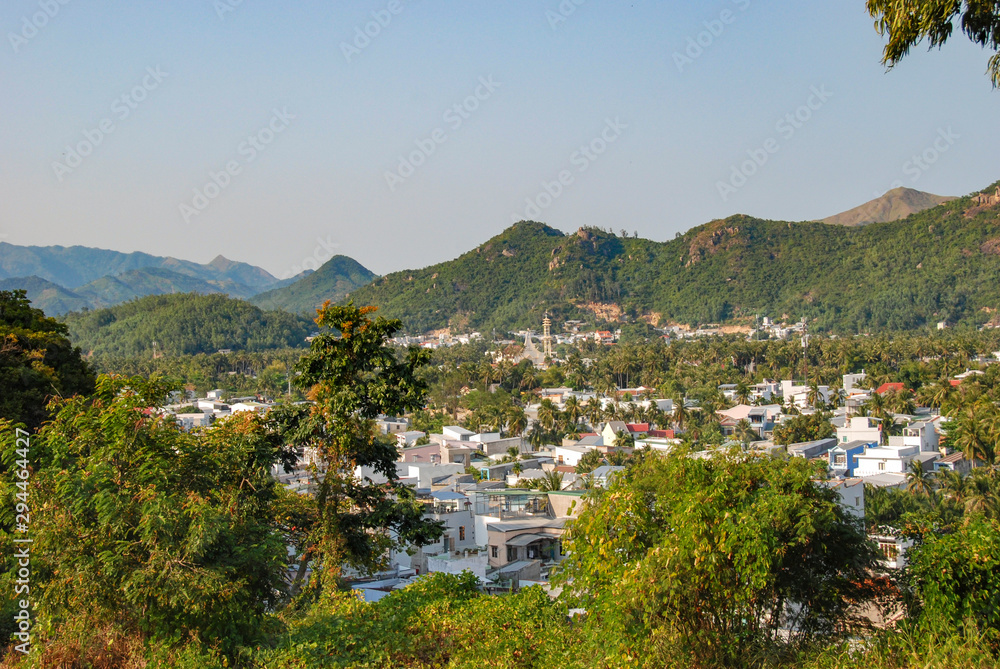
346 181 1000 334
63 293 313 357
250 255 377 314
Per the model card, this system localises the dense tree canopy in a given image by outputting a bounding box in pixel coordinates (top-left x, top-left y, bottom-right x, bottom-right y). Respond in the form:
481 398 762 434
555 450 878 666
0 375 295 657
63 292 313 357
0 290 94 430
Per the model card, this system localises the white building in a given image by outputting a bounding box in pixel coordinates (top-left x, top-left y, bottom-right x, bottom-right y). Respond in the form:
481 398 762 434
553 444 595 467
854 444 920 477
819 477 865 519
842 372 867 394
230 401 268 414
420 491 476 556
174 412 211 430
837 416 881 445
780 380 830 408
886 418 940 453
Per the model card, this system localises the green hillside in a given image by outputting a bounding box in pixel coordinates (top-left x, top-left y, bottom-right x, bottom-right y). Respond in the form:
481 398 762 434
63 293 313 357
0 276 90 315
250 255 377 314
346 181 1000 334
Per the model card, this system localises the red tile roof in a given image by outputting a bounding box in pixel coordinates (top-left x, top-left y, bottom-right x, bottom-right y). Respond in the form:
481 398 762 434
875 382 905 395
625 423 650 433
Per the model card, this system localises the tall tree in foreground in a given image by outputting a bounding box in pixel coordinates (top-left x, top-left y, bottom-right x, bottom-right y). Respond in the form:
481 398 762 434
0 376 290 659
293 303 442 591
0 290 95 430
867 0 1000 86
556 449 878 666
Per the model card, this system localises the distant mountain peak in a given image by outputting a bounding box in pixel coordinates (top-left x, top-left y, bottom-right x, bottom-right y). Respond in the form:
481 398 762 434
207 254 235 270
822 187 955 227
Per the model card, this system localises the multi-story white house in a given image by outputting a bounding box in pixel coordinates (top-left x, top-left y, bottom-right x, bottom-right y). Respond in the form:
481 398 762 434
780 380 830 408
854 444 920 477
837 416 881 445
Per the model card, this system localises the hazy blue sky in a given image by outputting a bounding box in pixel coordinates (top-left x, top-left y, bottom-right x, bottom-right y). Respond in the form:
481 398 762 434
2 1 997 278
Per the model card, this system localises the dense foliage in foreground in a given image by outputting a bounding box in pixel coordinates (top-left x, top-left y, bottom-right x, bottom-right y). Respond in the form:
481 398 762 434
5 446 1000 668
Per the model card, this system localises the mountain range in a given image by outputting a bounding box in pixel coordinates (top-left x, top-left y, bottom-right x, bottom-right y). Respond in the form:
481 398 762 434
8 182 1000 338
345 181 1000 334
0 243 371 316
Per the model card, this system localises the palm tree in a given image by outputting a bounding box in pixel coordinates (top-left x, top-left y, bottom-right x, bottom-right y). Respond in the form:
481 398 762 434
806 382 822 410
948 401 997 467
584 396 604 429
506 405 528 437
537 399 557 432
905 459 934 498
537 470 565 492
935 468 967 506
672 398 688 430
917 379 952 412
734 419 757 448
563 396 582 429
735 379 751 405
886 388 916 416
963 470 998 518
527 425 547 451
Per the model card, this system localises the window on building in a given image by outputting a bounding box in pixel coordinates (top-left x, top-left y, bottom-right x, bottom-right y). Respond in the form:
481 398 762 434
878 541 898 561
878 461 886 471
507 546 518 562
835 454 846 465
491 545 498 558
459 526 466 541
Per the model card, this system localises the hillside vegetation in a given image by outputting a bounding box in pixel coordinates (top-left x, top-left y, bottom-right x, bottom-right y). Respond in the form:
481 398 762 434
345 182 1000 334
62 293 313 357
251 255 377 314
